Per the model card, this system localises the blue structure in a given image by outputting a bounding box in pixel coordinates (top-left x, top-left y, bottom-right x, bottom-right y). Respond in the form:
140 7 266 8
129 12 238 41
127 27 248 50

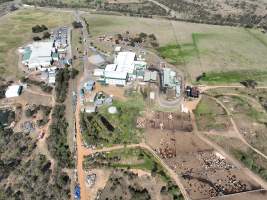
74 185 81 200
84 80 95 92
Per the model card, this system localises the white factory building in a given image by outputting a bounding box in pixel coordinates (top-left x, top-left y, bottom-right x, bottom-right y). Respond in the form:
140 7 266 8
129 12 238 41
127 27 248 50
22 41 58 70
96 52 147 86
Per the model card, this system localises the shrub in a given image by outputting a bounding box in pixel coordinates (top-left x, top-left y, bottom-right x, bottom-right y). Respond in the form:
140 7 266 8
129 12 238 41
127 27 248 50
33 36 42 41
42 32 51 39
32 24 48 33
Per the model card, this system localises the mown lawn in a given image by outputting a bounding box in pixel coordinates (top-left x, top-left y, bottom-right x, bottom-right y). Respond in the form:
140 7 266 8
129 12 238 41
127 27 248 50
157 43 197 65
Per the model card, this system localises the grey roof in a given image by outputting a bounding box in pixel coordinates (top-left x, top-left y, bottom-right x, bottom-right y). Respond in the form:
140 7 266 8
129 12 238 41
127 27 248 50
144 71 157 82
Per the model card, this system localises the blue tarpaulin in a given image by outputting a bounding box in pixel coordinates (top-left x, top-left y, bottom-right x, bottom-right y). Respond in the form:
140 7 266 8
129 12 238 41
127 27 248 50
74 185 80 200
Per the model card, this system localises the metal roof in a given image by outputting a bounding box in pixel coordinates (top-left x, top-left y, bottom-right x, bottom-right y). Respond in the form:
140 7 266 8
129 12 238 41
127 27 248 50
115 52 135 73
5 85 22 98
163 68 177 88
22 47 32 61
104 71 128 80
28 41 53 68
144 71 157 82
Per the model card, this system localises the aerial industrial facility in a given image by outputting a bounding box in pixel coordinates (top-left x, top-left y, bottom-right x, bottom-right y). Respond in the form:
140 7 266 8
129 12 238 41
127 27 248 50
20 26 69 71
22 41 57 70
94 51 147 86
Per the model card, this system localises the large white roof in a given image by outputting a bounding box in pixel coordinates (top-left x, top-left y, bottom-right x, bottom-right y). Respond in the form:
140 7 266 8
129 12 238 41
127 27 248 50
103 52 136 81
105 71 128 79
115 52 135 73
28 41 53 68
105 64 117 72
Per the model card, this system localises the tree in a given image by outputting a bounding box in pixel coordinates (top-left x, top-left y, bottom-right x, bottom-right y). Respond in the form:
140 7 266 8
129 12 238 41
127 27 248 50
148 34 157 41
43 32 51 39
139 32 147 39
32 24 48 33
41 24 48 31
33 36 42 41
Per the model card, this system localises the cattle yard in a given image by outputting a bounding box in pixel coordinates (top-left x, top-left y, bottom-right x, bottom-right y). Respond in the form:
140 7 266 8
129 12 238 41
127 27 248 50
137 111 193 132
144 122 264 200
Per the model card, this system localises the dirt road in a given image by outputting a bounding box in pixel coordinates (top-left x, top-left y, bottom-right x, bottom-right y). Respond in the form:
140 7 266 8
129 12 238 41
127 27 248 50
199 85 267 93
36 91 56 173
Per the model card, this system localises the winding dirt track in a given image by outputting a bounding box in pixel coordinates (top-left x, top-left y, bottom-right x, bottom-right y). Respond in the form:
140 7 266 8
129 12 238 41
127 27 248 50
206 95 267 160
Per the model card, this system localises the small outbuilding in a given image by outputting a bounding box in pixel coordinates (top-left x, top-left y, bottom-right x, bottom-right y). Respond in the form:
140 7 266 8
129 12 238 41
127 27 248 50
114 46 121 52
5 85 23 98
84 80 95 92
84 106 97 113
144 71 157 82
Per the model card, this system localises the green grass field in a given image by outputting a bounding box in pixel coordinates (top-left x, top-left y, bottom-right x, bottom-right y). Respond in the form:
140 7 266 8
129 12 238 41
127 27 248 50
0 9 72 79
198 70 267 85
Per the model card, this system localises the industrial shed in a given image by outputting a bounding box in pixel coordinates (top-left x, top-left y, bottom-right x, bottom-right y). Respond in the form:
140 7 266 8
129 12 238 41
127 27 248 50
101 52 147 86
23 42 55 69
144 71 157 82
105 71 128 86
5 85 23 98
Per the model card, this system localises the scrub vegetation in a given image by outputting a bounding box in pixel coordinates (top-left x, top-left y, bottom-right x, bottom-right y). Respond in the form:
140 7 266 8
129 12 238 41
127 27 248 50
55 68 79 103
0 127 71 199
48 104 74 168
83 147 184 200
22 0 167 17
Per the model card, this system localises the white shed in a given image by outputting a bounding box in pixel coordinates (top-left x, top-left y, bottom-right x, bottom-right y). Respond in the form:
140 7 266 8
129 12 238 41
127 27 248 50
5 85 23 98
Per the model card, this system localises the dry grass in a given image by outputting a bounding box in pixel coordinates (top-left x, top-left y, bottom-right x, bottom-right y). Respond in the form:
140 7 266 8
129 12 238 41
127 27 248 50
0 8 73 79
84 13 267 83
